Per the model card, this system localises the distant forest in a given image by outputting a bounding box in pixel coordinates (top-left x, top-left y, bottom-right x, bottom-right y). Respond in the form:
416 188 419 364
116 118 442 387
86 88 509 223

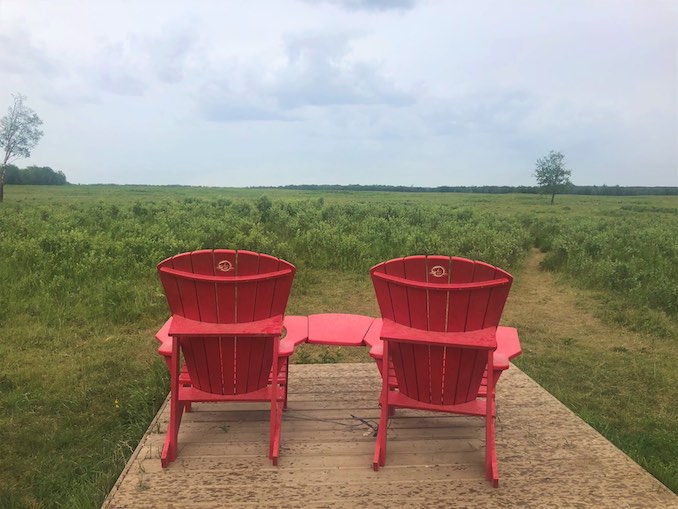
4 165 68 185
276 184 678 196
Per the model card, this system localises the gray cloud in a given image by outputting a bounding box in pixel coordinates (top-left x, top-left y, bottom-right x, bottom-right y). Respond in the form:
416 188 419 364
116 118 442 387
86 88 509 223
274 32 415 108
200 81 295 122
199 31 415 122
305 0 417 11
0 28 57 77
93 42 147 96
143 25 201 84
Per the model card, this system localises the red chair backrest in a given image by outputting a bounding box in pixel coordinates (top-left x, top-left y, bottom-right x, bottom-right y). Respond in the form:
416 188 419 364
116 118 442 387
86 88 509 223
157 250 295 395
371 255 512 404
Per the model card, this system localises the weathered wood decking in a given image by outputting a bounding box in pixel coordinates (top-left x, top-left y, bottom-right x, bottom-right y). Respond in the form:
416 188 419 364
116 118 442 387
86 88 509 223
103 363 677 508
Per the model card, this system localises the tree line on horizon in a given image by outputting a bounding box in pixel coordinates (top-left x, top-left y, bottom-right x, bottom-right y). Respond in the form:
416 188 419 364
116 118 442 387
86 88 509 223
4 164 68 185
273 183 677 196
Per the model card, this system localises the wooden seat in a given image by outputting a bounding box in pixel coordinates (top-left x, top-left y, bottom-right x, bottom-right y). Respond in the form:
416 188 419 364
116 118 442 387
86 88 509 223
370 255 519 487
156 249 298 467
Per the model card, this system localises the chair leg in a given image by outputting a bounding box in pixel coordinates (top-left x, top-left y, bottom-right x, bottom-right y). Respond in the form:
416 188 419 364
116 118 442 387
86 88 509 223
485 364 499 487
161 391 184 467
373 397 389 470
269 392 283 466
485 410 498 487
283 359 290 410
373 363 391 472
161 340 185 468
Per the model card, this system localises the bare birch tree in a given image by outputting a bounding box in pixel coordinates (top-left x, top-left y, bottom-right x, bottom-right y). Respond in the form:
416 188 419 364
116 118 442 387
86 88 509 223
1 94 44 202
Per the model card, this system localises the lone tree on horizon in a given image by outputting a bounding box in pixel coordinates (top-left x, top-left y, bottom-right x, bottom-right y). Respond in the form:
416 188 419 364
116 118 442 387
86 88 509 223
534 150 572 204
0 93 44 203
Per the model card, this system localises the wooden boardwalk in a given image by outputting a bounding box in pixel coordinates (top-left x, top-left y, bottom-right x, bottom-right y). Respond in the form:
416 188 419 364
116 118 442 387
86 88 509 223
103 363 677 508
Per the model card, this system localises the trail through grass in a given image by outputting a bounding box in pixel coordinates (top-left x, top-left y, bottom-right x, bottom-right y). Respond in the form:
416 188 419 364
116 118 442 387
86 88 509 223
504 249 677 492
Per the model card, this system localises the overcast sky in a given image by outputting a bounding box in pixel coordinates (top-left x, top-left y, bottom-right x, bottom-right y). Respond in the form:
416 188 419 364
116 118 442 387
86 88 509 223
1 0 676 187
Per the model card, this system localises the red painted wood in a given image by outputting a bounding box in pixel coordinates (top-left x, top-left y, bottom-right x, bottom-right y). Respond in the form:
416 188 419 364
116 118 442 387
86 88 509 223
307 313 375 346
169 315 283 337
384 258 411 327
380 319 497 349
403 256 428 330
171 253 201 320
220 337 236 394
447 258 474 332
235 250 261 323
426 256 451 333
370 255 514 485
371 261 395 321
156 249 296 467
214 250 238 323
412 343 430 401
466 261 496 331
429 344 445 404
441 346 461 405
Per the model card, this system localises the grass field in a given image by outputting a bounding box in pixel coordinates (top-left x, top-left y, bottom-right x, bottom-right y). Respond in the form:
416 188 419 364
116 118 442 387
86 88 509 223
0 185 676 508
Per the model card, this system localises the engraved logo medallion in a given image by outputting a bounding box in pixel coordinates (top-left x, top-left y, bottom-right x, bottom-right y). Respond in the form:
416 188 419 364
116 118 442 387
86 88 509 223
216 260 234 272
429 265 447 278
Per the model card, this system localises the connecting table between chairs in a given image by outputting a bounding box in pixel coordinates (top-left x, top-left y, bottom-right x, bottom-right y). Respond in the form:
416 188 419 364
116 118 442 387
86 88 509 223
156 312 522 395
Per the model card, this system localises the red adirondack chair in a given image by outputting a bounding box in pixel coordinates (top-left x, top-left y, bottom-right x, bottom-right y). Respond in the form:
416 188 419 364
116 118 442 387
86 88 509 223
156 249 297 467
370 255 516 487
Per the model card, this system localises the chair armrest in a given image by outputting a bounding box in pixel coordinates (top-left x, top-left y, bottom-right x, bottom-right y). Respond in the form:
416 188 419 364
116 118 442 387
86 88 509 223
155 318 173 358
493 352 509 371
363 318 383 359
496 326 521 361
279 315 309 357
381 319 497 349
169 315 283 337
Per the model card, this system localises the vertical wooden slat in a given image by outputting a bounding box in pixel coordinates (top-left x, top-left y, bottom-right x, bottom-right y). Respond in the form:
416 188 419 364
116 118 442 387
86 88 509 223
235 251 260 323
426 256 451 332
220 337 236 395
246 337 263 393
465 262 495 330
371 262 395 321
158 257 184 316
466 352 487 401
190 251 218 321
270 259 295 318
483 268 513 328
441 347 461 405
233 336 250 394
189 250 217 275
172 254 201 320
403 256 428 330
390 342 409 396
447 258 474 332
253 254 279 321
189 251 220 393
454 348 479 404
251 336 277 390
213 250 237 324
412 344 430 402
180 338 208 392
429 345 445 404
385 258 410 326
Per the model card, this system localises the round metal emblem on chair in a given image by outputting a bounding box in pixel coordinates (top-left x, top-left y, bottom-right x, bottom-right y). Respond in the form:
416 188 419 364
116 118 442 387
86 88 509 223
216 260 234 272
429 265 447 278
